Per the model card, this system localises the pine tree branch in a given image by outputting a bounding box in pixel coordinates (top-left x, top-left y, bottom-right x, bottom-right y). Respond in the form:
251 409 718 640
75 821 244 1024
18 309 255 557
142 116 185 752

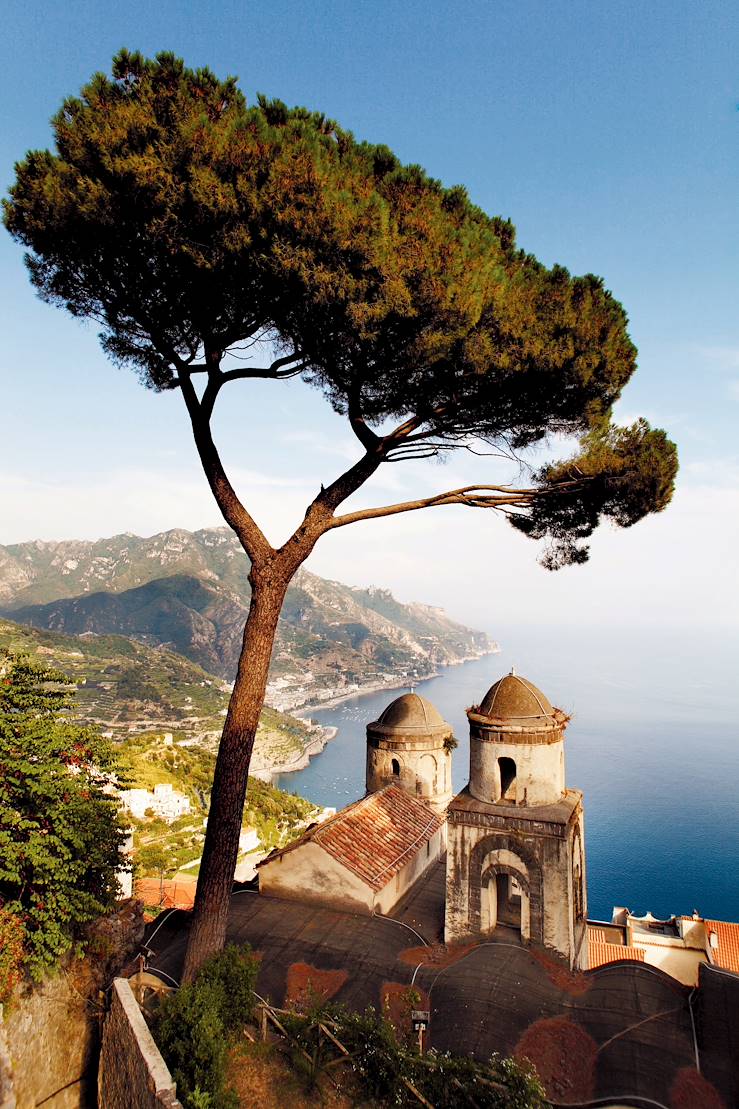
176 369 274 564
347 383 381 451
220 362 306 386
326 480 586 530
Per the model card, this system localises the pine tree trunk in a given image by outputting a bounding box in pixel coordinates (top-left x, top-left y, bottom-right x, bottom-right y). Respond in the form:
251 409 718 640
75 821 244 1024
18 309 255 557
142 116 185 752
181 570 288 981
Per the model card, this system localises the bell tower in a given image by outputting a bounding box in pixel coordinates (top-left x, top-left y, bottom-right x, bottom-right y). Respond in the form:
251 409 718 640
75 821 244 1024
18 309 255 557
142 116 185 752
444 670 588 970
366 692 454 814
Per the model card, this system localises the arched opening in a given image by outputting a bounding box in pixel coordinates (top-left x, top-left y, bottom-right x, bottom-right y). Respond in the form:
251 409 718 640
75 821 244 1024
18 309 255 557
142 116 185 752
498 757 517 802
497 874 521 928
418 753 437 799
391 758 400 777
573 860 583 921
482 868 530 940
470 842 538 943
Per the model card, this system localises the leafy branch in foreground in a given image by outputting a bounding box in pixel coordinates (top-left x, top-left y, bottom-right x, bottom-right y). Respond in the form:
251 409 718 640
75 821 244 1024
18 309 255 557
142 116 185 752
0 650 127 981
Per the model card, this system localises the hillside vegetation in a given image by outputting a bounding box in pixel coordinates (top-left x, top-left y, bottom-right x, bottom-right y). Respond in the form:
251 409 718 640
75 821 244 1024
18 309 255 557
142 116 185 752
0 617 317 773
123 734 319 876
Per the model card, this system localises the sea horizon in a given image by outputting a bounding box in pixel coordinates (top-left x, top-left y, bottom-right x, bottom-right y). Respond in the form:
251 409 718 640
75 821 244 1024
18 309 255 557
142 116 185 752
277 623 739 924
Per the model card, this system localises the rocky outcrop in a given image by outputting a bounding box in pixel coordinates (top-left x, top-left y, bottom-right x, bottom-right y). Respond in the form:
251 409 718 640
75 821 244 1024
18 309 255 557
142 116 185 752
1 902 145 1109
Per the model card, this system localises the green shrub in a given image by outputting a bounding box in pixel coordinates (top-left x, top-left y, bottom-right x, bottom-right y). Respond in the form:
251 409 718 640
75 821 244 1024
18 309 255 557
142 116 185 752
154 944 258 1109
0 651 127 980
195 943 258 1032
155 981 236 1109
281 1001 546 1108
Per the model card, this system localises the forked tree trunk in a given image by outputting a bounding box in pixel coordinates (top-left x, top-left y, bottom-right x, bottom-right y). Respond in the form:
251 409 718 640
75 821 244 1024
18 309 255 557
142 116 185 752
181 570 289 981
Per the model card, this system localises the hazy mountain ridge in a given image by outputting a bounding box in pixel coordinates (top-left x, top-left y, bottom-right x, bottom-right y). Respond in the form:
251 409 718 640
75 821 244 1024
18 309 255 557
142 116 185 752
0 528 495 705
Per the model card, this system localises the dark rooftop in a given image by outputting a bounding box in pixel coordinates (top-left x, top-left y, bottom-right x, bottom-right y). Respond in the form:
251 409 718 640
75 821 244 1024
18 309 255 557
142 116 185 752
144 869 735 1107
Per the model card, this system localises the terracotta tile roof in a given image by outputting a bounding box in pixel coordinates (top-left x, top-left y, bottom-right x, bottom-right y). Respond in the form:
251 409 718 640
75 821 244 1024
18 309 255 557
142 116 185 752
258 786 443 891
135 877 196 910
705 919 739 973
589 940 645 969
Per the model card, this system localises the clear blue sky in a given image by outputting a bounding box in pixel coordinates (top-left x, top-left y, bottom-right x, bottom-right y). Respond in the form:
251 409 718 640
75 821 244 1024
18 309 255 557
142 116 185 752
1 0 738 633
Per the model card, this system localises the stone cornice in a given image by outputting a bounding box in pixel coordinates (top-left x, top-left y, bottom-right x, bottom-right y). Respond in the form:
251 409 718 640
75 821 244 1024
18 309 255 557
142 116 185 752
447 807 569 839
367 735 450 751
469 721 564 746
447 788 582 840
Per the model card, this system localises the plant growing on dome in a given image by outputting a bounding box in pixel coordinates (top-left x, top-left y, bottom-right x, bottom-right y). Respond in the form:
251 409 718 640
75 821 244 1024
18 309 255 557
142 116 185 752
3 50 678 977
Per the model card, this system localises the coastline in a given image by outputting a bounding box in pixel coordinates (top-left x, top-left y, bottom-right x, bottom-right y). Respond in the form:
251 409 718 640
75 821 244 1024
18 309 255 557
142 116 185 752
260 646 500 784
294 646 501 716
251 725 338 782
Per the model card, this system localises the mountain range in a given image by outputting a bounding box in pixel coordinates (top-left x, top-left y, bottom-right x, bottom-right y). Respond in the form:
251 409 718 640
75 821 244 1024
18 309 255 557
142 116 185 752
0 527 495 710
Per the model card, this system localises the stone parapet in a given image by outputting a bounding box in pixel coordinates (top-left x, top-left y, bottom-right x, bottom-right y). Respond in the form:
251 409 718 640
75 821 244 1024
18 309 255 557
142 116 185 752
447 787 582 840
98 979 182 1109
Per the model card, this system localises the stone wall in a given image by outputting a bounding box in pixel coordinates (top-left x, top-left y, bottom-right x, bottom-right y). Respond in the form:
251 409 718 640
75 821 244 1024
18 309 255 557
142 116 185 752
445 793 588 969
0 1016 15 1109
3 969 98 1109
0 900 145 1109
98 979 181 1109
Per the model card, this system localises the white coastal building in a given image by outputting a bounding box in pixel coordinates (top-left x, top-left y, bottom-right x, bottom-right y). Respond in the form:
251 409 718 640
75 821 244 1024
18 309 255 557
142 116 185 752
119 782 191 823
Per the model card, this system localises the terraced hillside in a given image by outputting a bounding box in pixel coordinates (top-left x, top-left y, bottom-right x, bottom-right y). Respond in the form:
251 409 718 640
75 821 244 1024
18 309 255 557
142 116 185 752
0 617 318 774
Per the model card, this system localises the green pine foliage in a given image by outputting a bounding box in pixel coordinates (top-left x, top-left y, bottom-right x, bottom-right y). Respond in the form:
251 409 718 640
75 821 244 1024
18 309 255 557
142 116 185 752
4 49 677 569
0 650 128 980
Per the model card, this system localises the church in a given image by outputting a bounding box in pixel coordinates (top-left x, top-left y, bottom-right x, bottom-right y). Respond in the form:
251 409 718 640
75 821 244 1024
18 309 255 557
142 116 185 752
258 667 589 971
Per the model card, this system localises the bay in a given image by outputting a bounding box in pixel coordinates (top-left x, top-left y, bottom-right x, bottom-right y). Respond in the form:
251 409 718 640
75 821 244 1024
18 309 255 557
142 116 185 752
276 625 739 923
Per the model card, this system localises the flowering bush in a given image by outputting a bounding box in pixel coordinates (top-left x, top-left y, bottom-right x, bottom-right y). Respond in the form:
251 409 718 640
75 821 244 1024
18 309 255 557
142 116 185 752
0 907 26 1004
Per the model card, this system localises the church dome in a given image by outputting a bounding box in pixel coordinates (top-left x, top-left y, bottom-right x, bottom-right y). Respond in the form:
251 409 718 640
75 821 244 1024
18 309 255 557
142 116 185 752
369 693 451 737
476 671 555 723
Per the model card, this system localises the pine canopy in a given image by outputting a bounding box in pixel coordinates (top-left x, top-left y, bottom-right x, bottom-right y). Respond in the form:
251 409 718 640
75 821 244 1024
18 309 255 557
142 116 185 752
4 49 677 566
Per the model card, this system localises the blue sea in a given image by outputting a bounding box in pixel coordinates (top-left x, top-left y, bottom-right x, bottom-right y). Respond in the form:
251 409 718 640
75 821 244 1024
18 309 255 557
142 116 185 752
276 625 739 923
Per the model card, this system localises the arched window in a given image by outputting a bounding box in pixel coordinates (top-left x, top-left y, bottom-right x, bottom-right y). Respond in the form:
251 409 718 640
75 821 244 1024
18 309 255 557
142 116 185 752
574 862 583 920
498 757 516 801
391 758 400 777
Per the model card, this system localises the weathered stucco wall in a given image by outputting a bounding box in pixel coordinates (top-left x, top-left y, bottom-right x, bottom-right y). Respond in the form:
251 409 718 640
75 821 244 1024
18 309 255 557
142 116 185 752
98 979 182 1109
259 825 444 917
366 737 452 812
469 729 565 806
0 1016 16 1109
259 841 376 912
0 900 145 1109
638 944 706 985
374 824 445 914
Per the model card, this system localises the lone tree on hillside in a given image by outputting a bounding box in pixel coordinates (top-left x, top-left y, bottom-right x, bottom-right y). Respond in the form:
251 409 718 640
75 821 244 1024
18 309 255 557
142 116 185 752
4 51 678 978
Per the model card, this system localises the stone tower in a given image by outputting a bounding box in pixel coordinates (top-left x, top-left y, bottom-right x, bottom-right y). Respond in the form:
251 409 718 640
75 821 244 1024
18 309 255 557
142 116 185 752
444 670 588 970
366 693 454 814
